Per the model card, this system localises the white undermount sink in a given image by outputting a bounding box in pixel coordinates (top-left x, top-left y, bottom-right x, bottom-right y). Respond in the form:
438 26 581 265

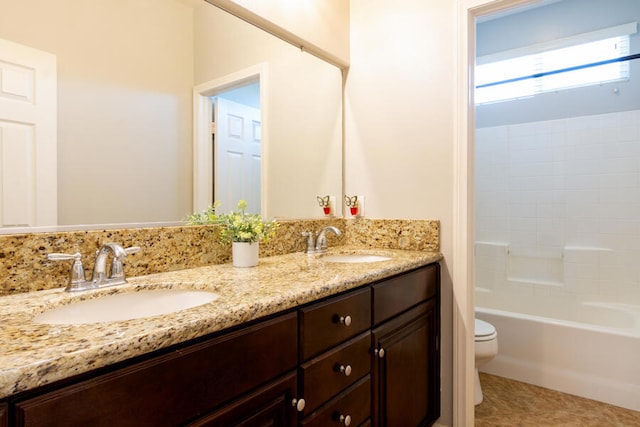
321 254 392 263
33 289 220 325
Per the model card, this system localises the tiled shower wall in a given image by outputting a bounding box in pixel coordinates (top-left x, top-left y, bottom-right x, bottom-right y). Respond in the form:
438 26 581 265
475 109 640 305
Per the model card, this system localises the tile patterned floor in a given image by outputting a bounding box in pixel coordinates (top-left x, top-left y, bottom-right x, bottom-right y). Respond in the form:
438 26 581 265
475 373 640 426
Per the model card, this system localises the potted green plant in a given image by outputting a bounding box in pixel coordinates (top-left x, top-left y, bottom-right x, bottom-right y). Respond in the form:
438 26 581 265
214 200 278 267
184 202 219 225
186 200 277 267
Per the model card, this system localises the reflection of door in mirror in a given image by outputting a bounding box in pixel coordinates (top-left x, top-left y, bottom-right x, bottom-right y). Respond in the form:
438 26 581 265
212 83 261 215
0 38 57 228
193 63 266 218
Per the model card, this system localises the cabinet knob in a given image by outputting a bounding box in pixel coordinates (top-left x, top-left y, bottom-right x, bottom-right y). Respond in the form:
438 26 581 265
339 414 352 426
291 398 306 412
339 364 352 376
339 315 352 326
375 347 385 358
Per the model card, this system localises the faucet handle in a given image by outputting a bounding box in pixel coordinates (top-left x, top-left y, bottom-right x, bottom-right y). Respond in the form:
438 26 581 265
47 252 94 291
301 231 316 253
47 252 81 262
123 246 141 257
110 246 141 280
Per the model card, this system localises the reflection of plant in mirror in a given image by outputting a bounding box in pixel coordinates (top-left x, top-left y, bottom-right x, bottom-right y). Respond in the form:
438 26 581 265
216 200 278 244
184 202 220 225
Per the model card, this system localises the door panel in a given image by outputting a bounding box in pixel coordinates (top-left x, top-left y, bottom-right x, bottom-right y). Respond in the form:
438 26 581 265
372 300 439 427
214 97 261 213
0 38 57 227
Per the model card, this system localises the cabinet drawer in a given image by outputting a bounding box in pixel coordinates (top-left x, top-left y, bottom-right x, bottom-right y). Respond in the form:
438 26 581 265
300 375 371 427
14 312 298 427
300 331 371 413
300 287 371 361
372 264 439 325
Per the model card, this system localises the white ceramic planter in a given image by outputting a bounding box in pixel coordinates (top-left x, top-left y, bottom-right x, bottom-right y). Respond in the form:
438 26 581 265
232 241 259 267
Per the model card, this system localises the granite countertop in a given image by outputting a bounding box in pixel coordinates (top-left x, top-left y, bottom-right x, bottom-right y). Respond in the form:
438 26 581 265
0 246 441 400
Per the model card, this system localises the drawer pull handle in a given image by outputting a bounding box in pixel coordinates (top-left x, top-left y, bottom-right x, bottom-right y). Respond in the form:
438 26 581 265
339 315 352 326
375 347 385 358
339 414 352 426
339 364 352 376
292 398 306 412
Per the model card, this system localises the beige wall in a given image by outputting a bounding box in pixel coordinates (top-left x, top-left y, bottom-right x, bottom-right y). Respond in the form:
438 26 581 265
194 3 343 219
345 0 455 424
0 0 194 225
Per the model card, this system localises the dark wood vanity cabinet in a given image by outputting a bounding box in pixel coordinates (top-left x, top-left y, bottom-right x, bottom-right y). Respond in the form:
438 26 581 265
4 263 440 427
12 312 299 427
297 263 440 427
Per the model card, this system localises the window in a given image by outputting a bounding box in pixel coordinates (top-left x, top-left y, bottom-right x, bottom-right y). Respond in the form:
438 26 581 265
476 23 636 104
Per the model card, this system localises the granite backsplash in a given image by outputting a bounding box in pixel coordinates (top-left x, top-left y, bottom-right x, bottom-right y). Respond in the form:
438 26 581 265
0 218 439 295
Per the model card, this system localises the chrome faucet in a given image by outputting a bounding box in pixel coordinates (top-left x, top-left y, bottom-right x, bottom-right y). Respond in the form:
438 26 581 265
48 242 140 292
302 226 342 254
91 243 132 288
316 226 342 252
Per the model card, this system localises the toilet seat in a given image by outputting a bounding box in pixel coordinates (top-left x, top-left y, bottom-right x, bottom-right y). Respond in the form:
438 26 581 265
475 318 497 342
474 318 498 405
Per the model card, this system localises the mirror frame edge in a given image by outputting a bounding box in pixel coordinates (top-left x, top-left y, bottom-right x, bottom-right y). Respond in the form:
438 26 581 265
205 0 349 70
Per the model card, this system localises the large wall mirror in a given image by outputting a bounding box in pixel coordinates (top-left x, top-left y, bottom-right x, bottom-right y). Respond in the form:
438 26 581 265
0 0 343 231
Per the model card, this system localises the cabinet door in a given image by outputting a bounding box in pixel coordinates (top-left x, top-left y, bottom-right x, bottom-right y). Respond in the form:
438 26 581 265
0 402 7 427
188 371 298 427
371 300 440 427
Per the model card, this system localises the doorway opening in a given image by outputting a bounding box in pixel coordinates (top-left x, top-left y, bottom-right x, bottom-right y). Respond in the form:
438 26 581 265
193 63 267 217
473 0 640 414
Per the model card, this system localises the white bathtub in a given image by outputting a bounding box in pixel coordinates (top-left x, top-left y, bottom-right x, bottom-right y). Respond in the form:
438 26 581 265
476 297 640 411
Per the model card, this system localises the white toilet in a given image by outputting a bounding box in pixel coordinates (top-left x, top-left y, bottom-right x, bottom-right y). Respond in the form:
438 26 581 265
474 318 498 405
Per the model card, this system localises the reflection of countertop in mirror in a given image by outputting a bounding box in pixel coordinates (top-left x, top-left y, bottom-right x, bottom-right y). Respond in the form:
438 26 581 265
0 246 442 399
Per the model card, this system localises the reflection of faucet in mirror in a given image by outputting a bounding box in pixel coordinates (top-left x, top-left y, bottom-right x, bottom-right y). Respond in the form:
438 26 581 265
302 226 342 254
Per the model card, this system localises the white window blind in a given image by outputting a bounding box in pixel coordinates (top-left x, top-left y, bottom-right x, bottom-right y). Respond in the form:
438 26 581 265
476 22 637 104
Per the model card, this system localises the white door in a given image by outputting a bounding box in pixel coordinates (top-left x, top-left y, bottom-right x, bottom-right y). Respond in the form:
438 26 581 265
0 38 57 227
214 97 261 214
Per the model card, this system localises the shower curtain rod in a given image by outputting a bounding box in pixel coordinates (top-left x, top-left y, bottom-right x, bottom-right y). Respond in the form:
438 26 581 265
476 53 640 89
